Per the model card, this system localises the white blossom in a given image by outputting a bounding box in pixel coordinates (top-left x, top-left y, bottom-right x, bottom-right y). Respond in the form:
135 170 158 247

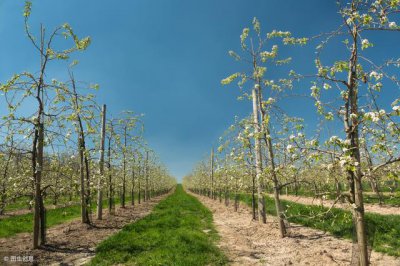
329 136 339 143
362 39 370 46
364 112 380 122
267 97 275 104
369 71 383 81
286 144 295 153
389 22 397 28
323 83 331 90
388 122 395 130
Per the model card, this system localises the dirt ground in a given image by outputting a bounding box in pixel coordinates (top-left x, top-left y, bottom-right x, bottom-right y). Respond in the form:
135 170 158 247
192 193 400 266
0 193 169 266
276 194 399 216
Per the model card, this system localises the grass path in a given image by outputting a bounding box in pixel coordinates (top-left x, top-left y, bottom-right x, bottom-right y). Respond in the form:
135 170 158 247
89 185 227 266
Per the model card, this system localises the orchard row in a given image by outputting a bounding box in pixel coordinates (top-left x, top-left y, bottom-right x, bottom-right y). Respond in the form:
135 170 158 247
0 1 175 249
184 1 400 265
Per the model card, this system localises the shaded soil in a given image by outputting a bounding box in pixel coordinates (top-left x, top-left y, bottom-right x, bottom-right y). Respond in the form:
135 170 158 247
193 193 400 266
276 194 399 216
0 193 169 266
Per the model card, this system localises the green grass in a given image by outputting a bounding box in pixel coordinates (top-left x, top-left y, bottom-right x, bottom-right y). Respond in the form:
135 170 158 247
363 194 400 206
236 193 400 257
3 196 32 212
0 204 83 238
277 189 400 206
0 195 134 238
89 185 227 266
3 195 80 212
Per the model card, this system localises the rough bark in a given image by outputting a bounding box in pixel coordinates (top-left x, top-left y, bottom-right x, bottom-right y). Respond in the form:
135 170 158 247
131 155 135 206
345 23 368 265
145 151 149 201
252 86 266 223
107 133 114 215
121 127 127 208
265 127 286 237
97 104 106 220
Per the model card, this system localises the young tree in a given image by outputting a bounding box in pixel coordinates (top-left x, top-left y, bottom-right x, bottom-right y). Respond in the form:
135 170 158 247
0 1 90 248
221 18 304 234
301 1 400 264
113 112 143 208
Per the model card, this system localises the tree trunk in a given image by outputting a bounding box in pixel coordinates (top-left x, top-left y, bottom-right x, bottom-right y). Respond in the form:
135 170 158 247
33 122 45 248
234 192 239 212
145 151 149 201
138 174 141 204
70 69 91 224
345 25 368 266
107 136 114 215
131 158 135 206
266 127 286 237
79 138 88 223
252 86 266 223
121 127 127 208
97 104 106 220
224 187 229 206
252 171 256 220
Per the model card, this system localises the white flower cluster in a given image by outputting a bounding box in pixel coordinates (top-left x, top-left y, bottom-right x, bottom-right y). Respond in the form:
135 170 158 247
364 109 386 122
328 135 342 144
338 155 358 169
361 39 373 50
286 144 295 153
323 83 331 90
387 122 396 131
265 97 275 105
310 85 319 98
309 139 318 146
369 71 383 81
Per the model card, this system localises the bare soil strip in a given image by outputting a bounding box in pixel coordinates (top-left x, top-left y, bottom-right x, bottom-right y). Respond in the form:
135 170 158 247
276 194 399 216
0 193 169 266
193 193 400 266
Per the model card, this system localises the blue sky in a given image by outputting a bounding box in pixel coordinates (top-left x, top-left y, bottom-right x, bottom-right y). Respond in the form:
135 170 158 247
1 1 399 181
